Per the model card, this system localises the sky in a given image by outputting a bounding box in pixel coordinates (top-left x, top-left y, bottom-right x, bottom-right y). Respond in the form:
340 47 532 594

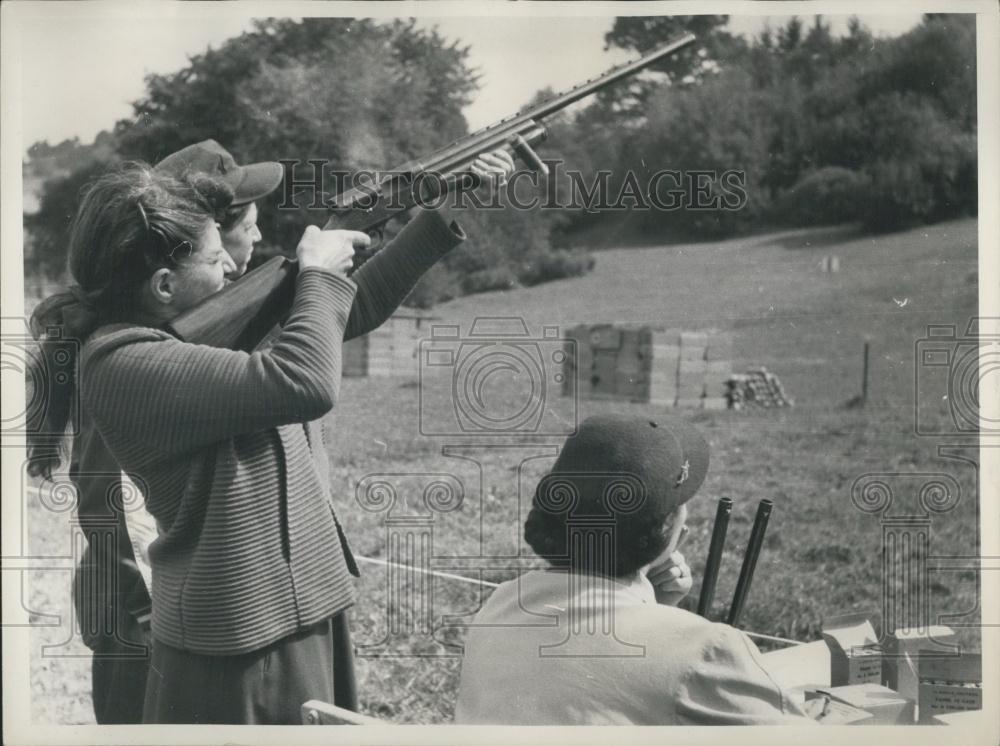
14 8 925 153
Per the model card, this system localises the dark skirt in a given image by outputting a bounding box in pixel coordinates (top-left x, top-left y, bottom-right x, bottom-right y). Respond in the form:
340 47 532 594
90 615 150 724
142 612 357 724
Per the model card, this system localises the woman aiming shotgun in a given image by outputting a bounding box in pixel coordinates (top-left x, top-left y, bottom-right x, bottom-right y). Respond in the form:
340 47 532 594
27 147 512 724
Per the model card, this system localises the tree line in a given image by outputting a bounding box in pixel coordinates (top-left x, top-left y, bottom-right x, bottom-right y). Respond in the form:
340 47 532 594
24 14 977 306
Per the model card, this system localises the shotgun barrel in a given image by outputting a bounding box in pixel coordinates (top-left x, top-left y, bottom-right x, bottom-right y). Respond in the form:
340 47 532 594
167 33 698 351
697 497 732 618
726 499 773 627
325 32 697 220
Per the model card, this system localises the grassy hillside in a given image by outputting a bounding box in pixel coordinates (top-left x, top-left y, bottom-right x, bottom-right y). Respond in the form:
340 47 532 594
328 216 982 721
435 218 978 407
28 217 982 724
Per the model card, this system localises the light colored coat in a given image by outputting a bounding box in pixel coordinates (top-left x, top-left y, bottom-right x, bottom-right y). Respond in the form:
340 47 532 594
455 569 813 725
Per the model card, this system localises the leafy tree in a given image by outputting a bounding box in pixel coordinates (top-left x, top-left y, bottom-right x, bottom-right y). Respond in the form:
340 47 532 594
112 18 478 257
25 18 592 301
858 13 976 131
25 157 119 279
605 15 747 83
632 68 777 237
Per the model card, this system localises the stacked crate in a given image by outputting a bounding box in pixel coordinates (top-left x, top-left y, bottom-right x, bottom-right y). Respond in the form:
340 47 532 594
343 311 437 377
563 324 732 409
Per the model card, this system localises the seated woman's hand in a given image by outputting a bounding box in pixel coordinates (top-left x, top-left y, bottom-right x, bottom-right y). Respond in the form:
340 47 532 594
296 225 371 276
469 149 516 194
645 550 693 606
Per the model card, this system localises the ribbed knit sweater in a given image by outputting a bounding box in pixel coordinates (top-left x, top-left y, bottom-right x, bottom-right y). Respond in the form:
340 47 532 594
80 209 464 655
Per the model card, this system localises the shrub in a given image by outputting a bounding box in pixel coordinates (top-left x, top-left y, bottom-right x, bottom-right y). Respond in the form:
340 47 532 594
773 167 869 226
856 93 977 232
462 266 519 295
521 249 595 287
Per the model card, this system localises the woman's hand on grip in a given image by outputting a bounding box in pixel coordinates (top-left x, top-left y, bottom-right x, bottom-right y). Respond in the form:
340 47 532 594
296 225 371 276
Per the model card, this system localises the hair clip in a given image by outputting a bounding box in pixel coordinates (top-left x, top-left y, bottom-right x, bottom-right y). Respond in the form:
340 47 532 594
136 202 151 233
167 240 194 262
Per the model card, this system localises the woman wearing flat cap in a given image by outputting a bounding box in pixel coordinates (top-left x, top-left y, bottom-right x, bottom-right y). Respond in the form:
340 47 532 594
455 414 815 725
154 139 282 276
154 139 513 276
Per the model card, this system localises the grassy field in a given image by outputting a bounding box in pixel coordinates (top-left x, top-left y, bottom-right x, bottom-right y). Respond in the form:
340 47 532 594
28 216 981 724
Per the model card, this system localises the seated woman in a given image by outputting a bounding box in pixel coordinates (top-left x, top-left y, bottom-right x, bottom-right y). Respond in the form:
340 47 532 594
455 414 816 725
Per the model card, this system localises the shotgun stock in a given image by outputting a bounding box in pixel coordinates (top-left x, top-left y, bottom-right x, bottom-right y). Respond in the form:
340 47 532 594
166 256 298 351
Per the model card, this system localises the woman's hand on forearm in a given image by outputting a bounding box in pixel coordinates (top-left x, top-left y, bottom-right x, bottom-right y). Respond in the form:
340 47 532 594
469 149 515 196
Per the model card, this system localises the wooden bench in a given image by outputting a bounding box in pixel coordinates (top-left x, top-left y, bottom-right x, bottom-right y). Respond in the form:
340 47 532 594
301 699 383 725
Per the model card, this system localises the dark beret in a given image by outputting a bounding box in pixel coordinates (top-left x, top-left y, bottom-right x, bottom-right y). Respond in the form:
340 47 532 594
526 414 710 575
537 414 709 517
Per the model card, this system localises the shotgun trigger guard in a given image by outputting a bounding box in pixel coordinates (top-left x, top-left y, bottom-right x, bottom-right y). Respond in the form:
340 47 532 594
348 226 385 275
366 227 384 249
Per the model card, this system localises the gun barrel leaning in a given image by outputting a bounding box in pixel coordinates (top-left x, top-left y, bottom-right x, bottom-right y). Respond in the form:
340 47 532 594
697 497 733 618
725 499 773 628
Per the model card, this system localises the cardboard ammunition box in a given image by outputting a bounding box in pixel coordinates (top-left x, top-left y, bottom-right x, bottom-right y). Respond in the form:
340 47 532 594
821 613 883 686
917 651 982 723
811 684 915 725
803 691 875 725
882 626 955 701
929 710 984 725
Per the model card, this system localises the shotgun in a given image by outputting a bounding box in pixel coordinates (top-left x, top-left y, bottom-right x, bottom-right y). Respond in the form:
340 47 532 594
726 499 773 628
167 33 697 350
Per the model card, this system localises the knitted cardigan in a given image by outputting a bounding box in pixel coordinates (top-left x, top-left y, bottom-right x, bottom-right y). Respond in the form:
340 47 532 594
80 209 464 655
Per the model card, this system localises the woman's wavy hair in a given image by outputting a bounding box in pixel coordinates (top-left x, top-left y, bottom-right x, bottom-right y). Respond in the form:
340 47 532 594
26 162 234 478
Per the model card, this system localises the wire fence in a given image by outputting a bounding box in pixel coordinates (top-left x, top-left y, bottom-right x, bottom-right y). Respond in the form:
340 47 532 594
19 483 805 648
353 554 804 647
